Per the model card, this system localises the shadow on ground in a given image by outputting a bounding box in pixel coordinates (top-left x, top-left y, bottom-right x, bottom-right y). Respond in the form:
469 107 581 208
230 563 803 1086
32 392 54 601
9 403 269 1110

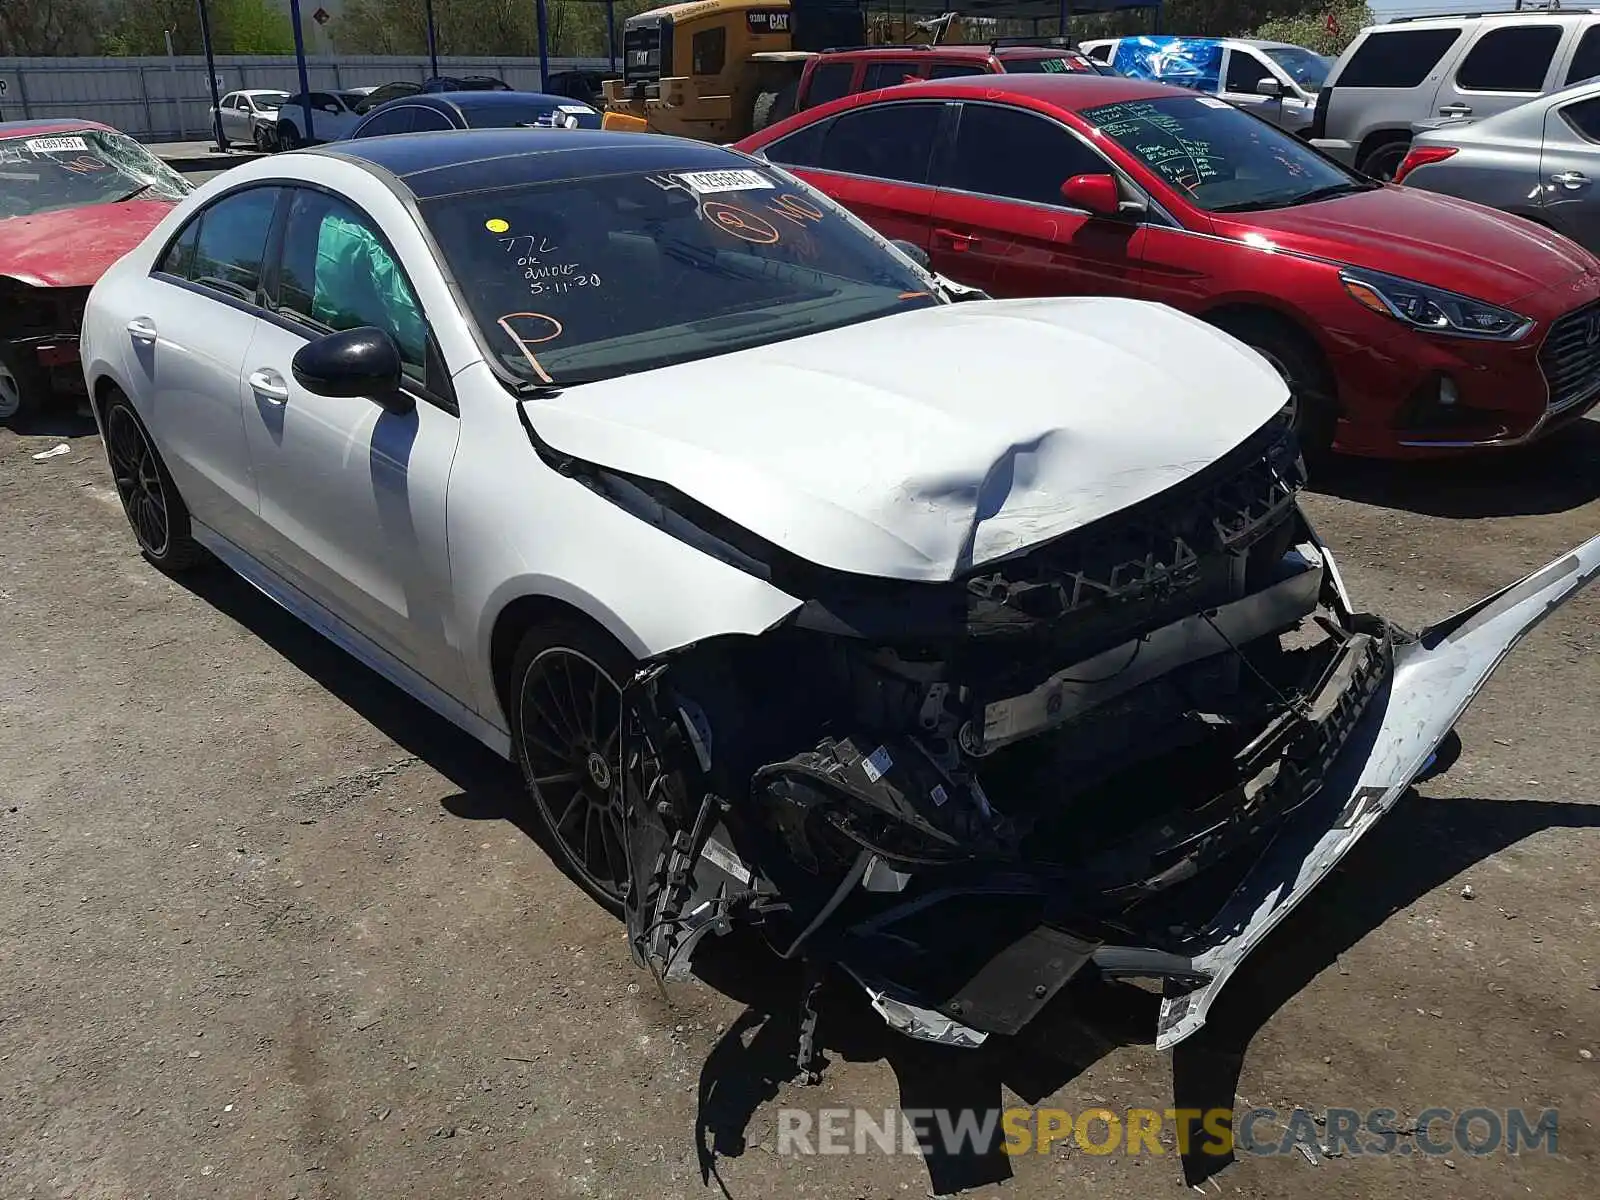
174 563 1600 1195
1310 416 1600 518
5 404 100 442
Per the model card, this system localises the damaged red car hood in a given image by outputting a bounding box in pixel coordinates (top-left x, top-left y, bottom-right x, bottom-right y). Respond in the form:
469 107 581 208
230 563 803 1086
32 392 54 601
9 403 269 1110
523 297 1290 582
0 200 172 288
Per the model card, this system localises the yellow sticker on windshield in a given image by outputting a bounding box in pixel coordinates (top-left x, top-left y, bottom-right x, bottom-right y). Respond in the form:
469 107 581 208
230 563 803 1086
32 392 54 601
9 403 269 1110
485 218 510 233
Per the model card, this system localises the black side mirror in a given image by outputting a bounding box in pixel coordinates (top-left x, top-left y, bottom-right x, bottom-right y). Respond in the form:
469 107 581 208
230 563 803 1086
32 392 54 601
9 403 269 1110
890 238 931 271
291 326 412 412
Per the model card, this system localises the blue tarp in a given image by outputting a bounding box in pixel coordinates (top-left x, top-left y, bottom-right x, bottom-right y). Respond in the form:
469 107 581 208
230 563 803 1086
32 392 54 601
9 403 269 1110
1110 36 1223 92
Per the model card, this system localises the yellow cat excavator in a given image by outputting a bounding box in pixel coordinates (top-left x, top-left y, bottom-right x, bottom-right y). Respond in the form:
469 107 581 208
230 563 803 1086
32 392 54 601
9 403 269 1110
600 0 867 142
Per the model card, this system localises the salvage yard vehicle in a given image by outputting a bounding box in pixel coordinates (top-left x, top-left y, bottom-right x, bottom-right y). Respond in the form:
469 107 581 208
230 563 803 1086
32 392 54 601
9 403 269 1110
738 73 1600 458
212 89 289 150
348 90 603 139
0 119 192 426
1079 35 1326 134
1310 8 1600 180
78 129 1600 1065
1396 75 1600 252
275 90 374 148
601 0 869 140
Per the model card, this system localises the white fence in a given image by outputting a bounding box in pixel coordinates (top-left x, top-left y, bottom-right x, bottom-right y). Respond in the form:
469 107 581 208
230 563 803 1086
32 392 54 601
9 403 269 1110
0 55 615 142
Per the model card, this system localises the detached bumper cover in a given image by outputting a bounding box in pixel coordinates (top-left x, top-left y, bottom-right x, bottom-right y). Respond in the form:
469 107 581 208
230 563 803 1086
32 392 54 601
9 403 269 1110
1155 532 1600 1047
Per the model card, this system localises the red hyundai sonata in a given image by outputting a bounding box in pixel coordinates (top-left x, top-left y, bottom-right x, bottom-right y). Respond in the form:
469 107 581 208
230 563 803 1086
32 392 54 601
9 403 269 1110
734 73 1600 459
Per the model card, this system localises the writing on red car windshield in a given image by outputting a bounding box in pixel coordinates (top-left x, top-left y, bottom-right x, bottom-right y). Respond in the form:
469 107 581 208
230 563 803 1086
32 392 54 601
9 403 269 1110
0 129 191 219
1083 95 1357 212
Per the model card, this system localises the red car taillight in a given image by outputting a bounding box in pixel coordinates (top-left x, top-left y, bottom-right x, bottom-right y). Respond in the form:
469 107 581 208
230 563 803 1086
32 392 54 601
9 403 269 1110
1393 145 1458 185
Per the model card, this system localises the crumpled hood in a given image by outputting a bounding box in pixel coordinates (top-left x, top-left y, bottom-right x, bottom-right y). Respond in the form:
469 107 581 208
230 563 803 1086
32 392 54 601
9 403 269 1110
0 200 173 288
523 297 1288 582
1214 186 1596 306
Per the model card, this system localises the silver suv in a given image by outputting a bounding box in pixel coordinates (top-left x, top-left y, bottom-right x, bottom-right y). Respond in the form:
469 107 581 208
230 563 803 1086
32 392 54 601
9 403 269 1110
1311 8 1600 179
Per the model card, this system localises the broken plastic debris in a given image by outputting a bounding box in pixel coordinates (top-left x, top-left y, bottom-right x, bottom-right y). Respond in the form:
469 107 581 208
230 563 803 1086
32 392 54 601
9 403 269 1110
1460 884 1475 900
32 443 70 460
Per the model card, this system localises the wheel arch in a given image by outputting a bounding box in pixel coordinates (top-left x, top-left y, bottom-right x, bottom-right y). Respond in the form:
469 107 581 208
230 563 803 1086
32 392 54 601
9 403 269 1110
484 587 647 729
1355 128 1412 170
1197 299 1343 414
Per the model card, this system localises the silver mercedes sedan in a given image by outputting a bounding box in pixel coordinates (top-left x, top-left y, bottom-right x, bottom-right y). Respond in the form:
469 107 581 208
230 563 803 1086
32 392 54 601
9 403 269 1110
1396 77 1600 251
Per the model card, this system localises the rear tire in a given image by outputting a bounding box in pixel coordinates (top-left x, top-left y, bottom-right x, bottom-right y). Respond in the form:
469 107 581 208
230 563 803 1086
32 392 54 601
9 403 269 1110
1210 312 1338 464
751 81 798 132
0 344 45 427
102 390 208 572
509 616 639 915
1357 137 1409 182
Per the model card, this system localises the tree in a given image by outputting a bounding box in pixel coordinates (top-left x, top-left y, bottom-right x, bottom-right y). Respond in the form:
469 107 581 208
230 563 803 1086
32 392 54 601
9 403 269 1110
0 0 101 54
99 0 295 56
336 0 643 58
1254 3 1374 56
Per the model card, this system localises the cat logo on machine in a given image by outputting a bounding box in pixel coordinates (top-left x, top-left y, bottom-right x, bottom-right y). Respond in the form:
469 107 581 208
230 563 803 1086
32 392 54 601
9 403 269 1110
747 9 791 33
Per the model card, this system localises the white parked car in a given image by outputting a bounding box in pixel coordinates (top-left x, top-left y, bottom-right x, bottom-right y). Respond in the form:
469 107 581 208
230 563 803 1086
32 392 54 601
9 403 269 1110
211 89 289 149
274 89 377 148
78 130 1600 1062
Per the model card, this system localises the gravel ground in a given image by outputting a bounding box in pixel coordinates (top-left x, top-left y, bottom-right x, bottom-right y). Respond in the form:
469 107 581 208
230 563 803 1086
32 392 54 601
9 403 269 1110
1 408 1596 1200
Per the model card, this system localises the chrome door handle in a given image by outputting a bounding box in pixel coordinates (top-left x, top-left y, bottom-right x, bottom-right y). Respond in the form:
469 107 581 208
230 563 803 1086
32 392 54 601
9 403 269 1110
1438 103 1473 116
126 317 157 342
1552 170 1591 189
247 368 289 402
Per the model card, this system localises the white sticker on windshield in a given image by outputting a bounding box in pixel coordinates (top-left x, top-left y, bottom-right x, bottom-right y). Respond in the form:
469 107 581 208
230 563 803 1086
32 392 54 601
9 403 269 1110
558 103 594 115
1196 97 1230 109
25 136 88 153
676 169 774 195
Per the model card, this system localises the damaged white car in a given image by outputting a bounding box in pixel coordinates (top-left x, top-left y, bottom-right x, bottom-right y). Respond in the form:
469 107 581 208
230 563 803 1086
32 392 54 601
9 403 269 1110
80 130 1600 1069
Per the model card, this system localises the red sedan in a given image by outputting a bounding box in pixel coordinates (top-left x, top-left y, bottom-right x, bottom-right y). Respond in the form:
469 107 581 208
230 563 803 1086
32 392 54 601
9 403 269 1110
734 74 1600 459
0 119 192 426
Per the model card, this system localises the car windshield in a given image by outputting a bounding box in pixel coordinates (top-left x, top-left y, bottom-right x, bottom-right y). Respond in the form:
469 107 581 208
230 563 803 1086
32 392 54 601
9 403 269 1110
337 91 366 107
0 128 193 219
421 163 939 386
1263 46 1329 91
1082 94 1369 212
254 92 289 107
1004 54 1092 73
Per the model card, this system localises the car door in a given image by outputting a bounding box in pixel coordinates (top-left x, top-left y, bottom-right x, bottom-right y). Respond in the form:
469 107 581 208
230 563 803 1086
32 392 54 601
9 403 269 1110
927 101 1146 296
1219 47 1281 119
240 187 464 690
217 94 239 140
1540 93 1600 250
1433 20 1567 121
791 101 944 251
126 185 283 545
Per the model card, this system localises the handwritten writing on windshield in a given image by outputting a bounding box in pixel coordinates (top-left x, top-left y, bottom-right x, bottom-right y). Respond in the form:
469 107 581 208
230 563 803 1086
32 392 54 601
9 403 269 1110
497 231 602 296
645 169 828 245
1087 100 1223 189
496 312 562 383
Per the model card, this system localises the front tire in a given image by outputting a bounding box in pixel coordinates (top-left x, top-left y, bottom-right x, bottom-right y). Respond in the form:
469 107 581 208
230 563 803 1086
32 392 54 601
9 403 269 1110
0 344 44 427
510 617 637 914
1211 312 1338 464
102 390 207 572
277 122 301 151
751 81 797 132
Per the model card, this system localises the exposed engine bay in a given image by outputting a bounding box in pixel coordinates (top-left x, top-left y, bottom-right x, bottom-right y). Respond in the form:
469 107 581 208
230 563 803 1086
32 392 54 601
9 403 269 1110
539 410 1600 1070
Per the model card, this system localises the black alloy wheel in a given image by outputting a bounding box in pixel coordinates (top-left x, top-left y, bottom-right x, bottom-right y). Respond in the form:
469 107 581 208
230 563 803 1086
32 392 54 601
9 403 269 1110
103 393 206 571
514 638 631 911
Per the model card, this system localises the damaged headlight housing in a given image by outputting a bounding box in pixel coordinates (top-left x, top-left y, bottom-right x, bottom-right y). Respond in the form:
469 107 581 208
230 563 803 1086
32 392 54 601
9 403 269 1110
1340 270 1531 340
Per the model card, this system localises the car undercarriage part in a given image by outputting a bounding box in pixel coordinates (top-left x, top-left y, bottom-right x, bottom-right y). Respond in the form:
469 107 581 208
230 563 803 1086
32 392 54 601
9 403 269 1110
601 417 1599 1072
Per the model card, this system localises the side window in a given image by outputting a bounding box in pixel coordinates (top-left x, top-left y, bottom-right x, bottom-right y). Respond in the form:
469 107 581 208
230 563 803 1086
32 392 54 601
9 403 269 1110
184 187 281 302
1337 28 1462 88
1225 50 1268 93
308 91 337 111
411 107 455 131
157 217 202 279
930 63 987 80
803 62 854 108
862 61 922 90
355 107 415 137
1568 25 1600 85
1087 44 1112 63
762 117 832 167
818 103 940 183
1560 95 1600 141
943 104 1107 207
275 190 429 379
692 27 727 75
1456 25 1561 92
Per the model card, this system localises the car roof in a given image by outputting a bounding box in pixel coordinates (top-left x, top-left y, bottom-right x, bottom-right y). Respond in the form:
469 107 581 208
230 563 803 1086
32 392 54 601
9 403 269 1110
315 128 750 200
441 90 584 110
879 71 1172 108
0 118 113 137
